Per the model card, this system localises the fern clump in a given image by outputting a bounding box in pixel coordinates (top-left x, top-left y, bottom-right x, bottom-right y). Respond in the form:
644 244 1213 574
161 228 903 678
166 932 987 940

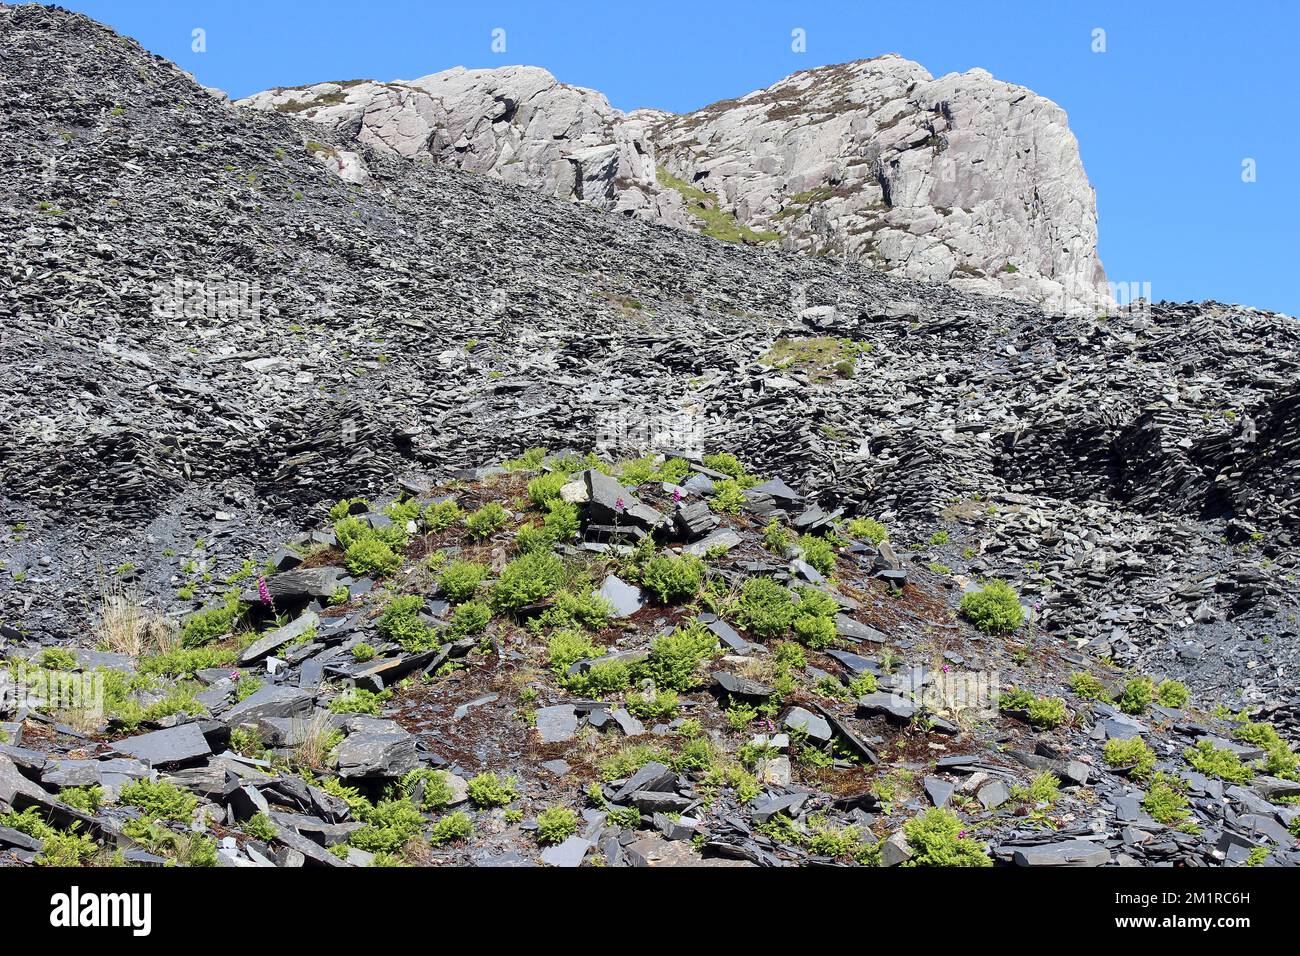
492 551 564 613
640 553 704 604
465 502 509 540
535 806 579 845
1103 736 1156 781
959 580 1024 634
439 560 488 602
901 808 992 867
641 622 718 691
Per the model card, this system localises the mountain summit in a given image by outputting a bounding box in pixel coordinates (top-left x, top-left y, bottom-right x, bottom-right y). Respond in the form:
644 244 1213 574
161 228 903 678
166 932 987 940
240 56 1108 311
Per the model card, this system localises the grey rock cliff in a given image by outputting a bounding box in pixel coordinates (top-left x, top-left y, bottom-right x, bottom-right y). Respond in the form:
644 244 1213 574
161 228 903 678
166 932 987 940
240 56 1108 310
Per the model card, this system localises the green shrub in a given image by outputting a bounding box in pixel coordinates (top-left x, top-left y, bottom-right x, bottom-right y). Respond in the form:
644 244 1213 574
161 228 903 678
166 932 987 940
640 622 718 691
329 687 390 716
763 520 792 553
1118 677 1155 715
429 811 472 846
1068 672 1106 700
139 646 238 678
243 812 278 842
1103 736 1156 781
329 498 370 522
1234 721 1299 779
439 560 488 602
626 689 679 720
180 590 245 647
702 453 760 487
37 648 79 670
422 499 462 532
535 806 579 845
960 580 1024 634
792 611 837 650
401 768 455 812
349 798 424 853
798 534 836 576
732 577 796 641
492 551 564 613
447 600 492 637
1142 773 1192 826
119 780 197 822
465 502 509 540
344 535 402 577
527 472 570 508
844 517 888 545
711 479 746 514
1184 739 1253 784
569 659 632 696
377 595 435 651
640 553 704 604
351 643 376 662
1156 679 1190 709
467 773 519 808
999 688 1068 729
58 785 104 814
547 629 602 678
533 589 613 631
901 808 992 867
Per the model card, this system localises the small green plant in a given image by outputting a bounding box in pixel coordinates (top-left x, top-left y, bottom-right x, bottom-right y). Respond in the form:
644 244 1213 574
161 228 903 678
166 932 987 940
57 785 104 814
329 687 391 716
960 580 1024 634
901 808 992 867
439 560 488 602
710 479 747 514
467 773 519 808
1009 771 1061 807
929 530 950 546
1155 679 1190 709
377 594 436 651
1068 672 1106 700
429 811 472 846
640 553 704 604
349 798 424 854
351 643 377 662
401 768 456 812
1103 736 1156 781
1184 739 1253 784
1118 677 1155 715
626 689 679 720
1142 773 1193 827
763 520 792 553
641 621 718 691
731 576 796 641
243 812 278 842
179 590 245 647
492 551 564 613
465 502 509 540
797 534 836 576
535 806 579 845
447 600 492 637
998 688 1068 729
422 498 462 532
344 535 402 578
844 517 888 545
119 779 198 822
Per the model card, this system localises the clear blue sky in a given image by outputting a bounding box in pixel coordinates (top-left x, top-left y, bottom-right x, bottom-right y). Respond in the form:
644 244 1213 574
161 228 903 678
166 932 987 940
57 0 1298 316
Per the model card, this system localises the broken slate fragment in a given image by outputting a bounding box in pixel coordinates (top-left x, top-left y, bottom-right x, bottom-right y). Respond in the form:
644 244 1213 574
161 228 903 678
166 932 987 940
535 705 579 744
595 575 644 618
782 706 832 743
114 722 212 768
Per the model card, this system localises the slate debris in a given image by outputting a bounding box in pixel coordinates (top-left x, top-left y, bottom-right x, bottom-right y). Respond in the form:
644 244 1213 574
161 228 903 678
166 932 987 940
0 4 1297 873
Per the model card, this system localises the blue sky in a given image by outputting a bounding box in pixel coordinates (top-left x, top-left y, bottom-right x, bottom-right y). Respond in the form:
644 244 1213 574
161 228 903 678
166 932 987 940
59 0 1298 315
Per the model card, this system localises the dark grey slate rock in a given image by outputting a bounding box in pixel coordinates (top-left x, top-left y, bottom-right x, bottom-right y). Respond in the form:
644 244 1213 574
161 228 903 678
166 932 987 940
535 705 579 743
114 722 212 768
1011 840 1110 867
595 575 644 618
238 611 319 665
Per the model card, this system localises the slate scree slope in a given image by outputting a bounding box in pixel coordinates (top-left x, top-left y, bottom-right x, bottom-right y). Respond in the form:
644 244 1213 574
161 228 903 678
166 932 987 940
1 10 1299 743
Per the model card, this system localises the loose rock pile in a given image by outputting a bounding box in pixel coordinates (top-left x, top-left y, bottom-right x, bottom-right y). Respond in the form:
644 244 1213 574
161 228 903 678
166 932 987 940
4 453 1298 868
0 2 1297 804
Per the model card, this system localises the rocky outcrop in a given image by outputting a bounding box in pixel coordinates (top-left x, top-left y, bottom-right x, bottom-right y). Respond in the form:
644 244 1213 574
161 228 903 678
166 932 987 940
238 67 687 226
240 57 1108 310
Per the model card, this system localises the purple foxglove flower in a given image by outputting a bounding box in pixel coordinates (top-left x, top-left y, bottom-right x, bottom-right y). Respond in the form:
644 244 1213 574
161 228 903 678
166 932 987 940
615 497 626 512
257 576 273 606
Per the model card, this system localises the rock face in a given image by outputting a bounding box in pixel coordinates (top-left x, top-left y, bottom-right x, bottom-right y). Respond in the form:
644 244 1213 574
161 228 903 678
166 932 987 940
238 58 1107 310
237 67 687 227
